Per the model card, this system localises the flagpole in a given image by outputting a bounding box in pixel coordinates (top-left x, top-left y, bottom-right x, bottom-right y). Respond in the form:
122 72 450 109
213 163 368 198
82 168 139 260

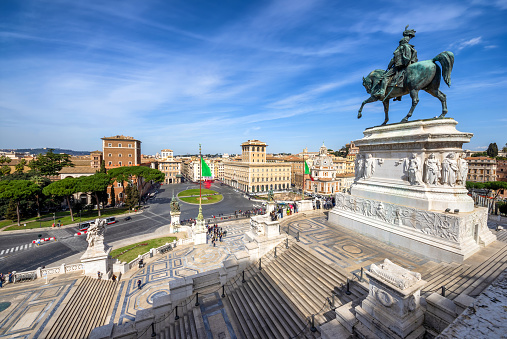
302 148 305 201
199 144 202 215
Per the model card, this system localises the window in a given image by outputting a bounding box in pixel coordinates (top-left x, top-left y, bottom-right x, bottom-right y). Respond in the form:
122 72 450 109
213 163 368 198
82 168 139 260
108 143 112 147
108 161 112 165
118 143 122 147
129 161 132 165
117 182 122 187
119 161 122 166
118 154 122 157
108 153 112 157
128 144 132 148
128 154 132 157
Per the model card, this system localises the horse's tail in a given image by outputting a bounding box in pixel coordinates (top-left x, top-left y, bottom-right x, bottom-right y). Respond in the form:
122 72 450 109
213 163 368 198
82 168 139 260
433 51 454 87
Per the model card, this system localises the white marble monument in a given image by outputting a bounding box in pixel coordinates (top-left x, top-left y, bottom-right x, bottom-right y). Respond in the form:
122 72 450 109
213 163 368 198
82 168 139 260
80 218 112 278
329 119 496 262
193 206 207 245
355 259 426 339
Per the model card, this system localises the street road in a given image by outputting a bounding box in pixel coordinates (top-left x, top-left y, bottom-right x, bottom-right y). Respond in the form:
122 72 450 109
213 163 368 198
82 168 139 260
0 182 260 273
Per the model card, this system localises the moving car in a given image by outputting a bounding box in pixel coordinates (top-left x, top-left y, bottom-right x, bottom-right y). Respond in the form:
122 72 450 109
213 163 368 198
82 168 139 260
105 217 117 225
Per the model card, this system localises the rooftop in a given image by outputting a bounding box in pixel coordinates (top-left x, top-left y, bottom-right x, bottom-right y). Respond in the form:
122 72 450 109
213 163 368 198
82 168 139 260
101 135 140 142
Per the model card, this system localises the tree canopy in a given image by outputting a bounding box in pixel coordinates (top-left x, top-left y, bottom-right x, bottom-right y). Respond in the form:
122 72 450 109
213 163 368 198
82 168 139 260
0 179 39 225
487 143 498 158
28 149 74 176
78 173 111 216
43 177 79 221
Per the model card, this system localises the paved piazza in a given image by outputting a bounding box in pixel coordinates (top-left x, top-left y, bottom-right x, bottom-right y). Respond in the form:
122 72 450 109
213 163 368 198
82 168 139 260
110 220 250 325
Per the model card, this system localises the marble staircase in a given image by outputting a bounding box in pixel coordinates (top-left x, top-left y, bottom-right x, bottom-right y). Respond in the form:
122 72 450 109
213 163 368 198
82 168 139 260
157 300 206 339
42 276 118 339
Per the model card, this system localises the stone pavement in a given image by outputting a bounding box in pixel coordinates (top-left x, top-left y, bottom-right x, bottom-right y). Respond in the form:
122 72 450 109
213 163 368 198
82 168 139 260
108 219 251 326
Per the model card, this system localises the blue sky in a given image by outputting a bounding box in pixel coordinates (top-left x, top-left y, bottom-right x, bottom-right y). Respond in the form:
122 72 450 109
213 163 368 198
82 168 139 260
1 0 506 155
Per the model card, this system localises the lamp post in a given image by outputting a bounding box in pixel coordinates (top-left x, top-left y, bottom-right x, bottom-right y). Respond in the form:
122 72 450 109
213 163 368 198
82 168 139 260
53 212 56 227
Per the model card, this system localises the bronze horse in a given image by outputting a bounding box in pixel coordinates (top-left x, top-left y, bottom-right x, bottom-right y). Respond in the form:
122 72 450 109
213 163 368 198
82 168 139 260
358 51 454 125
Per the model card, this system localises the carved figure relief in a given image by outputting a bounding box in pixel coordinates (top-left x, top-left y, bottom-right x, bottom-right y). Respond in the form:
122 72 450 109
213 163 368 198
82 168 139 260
364 154 375 179
86 218 106 248
442 152 458 186
403 153 423 185
457 154 468 186
355 154 365 180
424 153 441 185
333 192 471 242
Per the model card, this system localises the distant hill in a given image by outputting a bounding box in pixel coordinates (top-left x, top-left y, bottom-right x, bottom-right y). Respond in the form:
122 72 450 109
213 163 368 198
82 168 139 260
0 148 90 156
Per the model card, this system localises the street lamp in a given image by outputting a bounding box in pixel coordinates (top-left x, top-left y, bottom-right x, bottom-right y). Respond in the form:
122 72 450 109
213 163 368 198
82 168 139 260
53 212 56 227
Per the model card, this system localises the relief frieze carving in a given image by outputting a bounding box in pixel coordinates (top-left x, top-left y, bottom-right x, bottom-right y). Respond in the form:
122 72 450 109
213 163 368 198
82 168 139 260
334 192 471 243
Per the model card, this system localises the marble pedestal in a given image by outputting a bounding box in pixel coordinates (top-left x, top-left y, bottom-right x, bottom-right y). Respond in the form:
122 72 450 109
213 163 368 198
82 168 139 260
245 214 285 259
354 259 426 339
81 244 112 279
193 218 207 245
170 211 181 233
329 118 496 263
297 199 313 212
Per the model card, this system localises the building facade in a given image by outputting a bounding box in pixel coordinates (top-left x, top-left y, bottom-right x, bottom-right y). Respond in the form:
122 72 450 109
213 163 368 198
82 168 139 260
223 140 291 193
158 159 182 184
466 157 497 182
102 135 141 169
496 159 507 182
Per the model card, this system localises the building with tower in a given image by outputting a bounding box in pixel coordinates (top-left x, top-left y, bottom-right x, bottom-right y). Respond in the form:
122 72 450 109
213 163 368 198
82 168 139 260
223 140 291 193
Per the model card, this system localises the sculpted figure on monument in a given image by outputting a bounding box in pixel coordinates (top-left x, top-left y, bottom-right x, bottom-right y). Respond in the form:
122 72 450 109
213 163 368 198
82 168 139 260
357 25 454 125
442 152 459 186
364 154 375 179
86 219 106 248
424 153 441 185
170 194 180 212
374 25 418 100
404 153 423 185
355 154 365 180
457 154 468 186
267 189 274 202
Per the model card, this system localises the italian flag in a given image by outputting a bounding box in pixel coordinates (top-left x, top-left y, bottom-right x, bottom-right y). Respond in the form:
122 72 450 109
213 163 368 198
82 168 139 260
305 160 314 181
201 157 213 189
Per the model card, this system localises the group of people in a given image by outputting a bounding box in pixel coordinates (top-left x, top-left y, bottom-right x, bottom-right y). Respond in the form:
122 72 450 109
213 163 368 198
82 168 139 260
207 224 227 246
314 197 335 210
0 272 13 288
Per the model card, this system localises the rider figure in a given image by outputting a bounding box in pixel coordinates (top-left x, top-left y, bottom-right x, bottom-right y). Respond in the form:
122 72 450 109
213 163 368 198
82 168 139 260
374 25 418 100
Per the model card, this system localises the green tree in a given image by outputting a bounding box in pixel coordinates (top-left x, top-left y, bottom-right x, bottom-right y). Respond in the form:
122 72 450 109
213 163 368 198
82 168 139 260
5 200 17 222
110 185 116 207
0 156 11 165
107 167 130 202
28 149 74 176
125 185 140 210
486 143 498 158
129 167 165 202
14 159 27 173
43 177 79 221
78 173 111 217
98 160 106 174
502 143 507 153
31 175 51 217
0 166 10 176
0 180 39 226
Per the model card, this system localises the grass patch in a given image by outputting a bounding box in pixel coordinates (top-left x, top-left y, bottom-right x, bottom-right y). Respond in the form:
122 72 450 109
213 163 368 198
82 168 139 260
0 220 14 228
3 208 130 231
178 188 217 197
110 236 178 263
179 195 223 204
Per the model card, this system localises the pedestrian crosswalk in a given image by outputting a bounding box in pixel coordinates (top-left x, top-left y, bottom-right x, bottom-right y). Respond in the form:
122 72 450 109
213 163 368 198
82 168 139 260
0 243 33 257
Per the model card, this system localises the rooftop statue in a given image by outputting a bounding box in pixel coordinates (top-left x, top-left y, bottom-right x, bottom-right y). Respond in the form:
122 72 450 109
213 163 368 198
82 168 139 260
86 218 106 249
358 25 454 125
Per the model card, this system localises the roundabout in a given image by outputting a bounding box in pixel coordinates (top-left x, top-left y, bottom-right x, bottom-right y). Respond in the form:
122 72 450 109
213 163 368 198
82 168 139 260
177 188 223 205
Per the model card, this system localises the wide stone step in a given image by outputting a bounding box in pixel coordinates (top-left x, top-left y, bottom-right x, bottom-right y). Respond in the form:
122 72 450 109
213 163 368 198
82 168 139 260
45 277 118 339
264 258 327 325
446 244 507 299
230 289 261 338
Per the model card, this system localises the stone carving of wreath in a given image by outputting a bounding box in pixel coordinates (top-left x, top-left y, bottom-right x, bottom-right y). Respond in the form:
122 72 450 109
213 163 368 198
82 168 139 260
408 295 417 312
376 288 394 307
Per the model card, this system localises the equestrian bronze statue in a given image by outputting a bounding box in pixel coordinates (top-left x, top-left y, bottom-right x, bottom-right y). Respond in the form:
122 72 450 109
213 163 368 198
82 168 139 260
358 25 454 125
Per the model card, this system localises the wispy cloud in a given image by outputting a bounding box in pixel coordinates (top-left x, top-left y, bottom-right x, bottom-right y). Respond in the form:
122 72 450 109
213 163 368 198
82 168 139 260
450 36 483 51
